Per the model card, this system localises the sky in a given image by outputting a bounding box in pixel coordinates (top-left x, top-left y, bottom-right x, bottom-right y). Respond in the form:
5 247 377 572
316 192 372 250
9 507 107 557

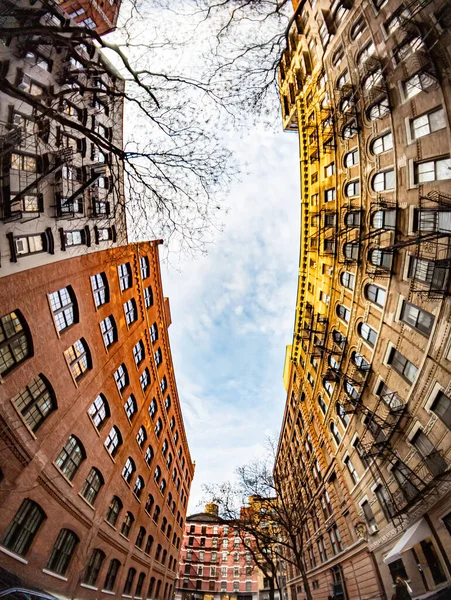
161 127 300 512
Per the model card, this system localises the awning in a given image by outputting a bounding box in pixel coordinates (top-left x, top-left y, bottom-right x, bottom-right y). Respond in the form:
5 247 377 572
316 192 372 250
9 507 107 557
383 518 432 564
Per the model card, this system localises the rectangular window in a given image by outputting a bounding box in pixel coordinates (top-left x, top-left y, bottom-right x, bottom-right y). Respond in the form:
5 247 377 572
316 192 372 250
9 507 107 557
11 153 37 172
361 500 376 527
414 157 451 183
375 484 396 521
411 108 446 139
404 71 435 99
324 188 336 203
344 456 359 485
412 430 447 476
388 348 418 383
325 163 335 177
64 230 85 247
14 234 45 256
400 300 434 336
431 391 451 429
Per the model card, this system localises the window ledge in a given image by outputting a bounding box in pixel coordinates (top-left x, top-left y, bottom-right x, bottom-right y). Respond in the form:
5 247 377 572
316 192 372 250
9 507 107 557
119 533 130 541
101 591 116 596
80 584 98 591
123 595 133 598
42 568 68 581
0 546 28 564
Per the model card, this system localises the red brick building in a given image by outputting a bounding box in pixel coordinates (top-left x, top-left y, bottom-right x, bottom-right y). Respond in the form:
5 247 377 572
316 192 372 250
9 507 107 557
175 504 259 600
0 241 194 597
56 0 123 36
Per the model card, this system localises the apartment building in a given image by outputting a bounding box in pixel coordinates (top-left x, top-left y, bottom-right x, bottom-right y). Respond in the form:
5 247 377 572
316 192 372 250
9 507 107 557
277 0 451 599
0 0 127 278
0 241 194 597
57 0 123 36
175 503 259 600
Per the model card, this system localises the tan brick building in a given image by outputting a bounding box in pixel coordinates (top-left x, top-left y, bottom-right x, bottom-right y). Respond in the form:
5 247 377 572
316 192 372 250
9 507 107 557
276 0 451 599
0 241 194 597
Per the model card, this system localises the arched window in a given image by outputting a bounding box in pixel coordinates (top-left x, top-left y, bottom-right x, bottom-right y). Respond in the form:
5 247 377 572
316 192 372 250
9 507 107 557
91 272 109 307
0 310 32 376
167 453 173 469
49 287 78 332
165 395 171 411
155 418 162 437
358 322 377 347
12 374 56 432
133 340 145 366
122 457 136 483
100 316 117 348
350 17 366 40
136 526 146 548
352 351 370 371
46 529 79 575
150 322 158 343
333 2 348 25
160 376 168 393
106 496 123 526
123 567 137 595
118 262 132 291
318 395 327 414
134 475 144 498
140 368 151 393
332 330 346 347
55 435 85 480
124 298 137 326
323 379 334 396
88 393 109 430
330 422 342 445
136 573 146 597
342 120 358 139
154 465 161 483
145 445 154 466
173 430 179 444
104 558 121 591
336 403 350 427
167 491 173 506
336 305 350 323
64 338 91 381
344 148 359 167
145 535 154 554
162 439 168 457
356 41 375 64
343 242 359 261
148 577 156 599
83 548 106 585
344 211 361 227
153 505 160 523
114 363 129 394
371 210 396 229
81 467 104 505
344 380 359 400
336 70 349 90
136 426 147 448
140 256 150 279
362 69 383 91
161 516 167 533
345 180 360 197
371 131 393 155
149 398 157 419
340 271 355 290
104 426 122 457
367 97 390 120
365 284 386 307
328 355 340 371
144 286 154 308
332 45 344 67
121 511 134 538
124 394 137 420
1 498 46 556
160 479 167 494
154 347 163 366
368 248 393 270
170 416 175 431
145 494 154 514
372 169 395 192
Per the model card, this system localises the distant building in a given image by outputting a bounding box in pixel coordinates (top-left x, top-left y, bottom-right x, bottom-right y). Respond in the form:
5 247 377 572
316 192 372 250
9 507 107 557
175 503 259 600
57 0 123 36
277 0 451 599
0 241 194 597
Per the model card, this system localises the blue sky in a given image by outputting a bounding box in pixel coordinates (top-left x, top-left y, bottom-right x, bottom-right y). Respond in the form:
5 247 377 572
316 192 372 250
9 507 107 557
162 127 300 511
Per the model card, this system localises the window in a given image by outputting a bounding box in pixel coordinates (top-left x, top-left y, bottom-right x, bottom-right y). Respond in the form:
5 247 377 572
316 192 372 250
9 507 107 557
160 376 168 393
136 426 147 448
368 97 390 120
90 273 109 307
340 271 355 290
361 501 376 527
400 300 434 336
55 435 85 480
375 485 396 521
363 69 383 91
154 347 162 367
365 284 386 307
358 323 377 347
371 133 393 157
416 209 451 233
325 162 335 177
122 395 137 421
149 398 157 419
140 256 150 279
330 422 342 445
411 430 447 476
409 256 449 291
118 263 132 291
121 511 134 537
431 391 451 429
154 465 161 483
62 229 86 248
344 149 359 167
414 157 451 183
165 395 171 411
372 170 395 191
64 338 91 381
12 374 56 432
155 418 163 437
140 368 151 393
104 426 122 457
83 548 106 586
352 352 369 372
46 529 79 575
324 188 336 203
136 573 146 597
329 525 343 554
337 403 349 427
388 348 418 383
123 457 136 483
344 212 361 228
345 180 360 197
317 535 327 562
133 340 145 365
368 248 393 270
336 304 350 323
145 445 154 466
350 17 366 40
145 534 154 554
124 568 137 595
332 45 344 67
11 152 38 172
1 499 45 556
145 494 155 514
114 363 129 394
371 210 396 230
100 316 117 348
134 475 145 498
49 287 77 332
336 70 349 90
150 322 158 342
393 461 419 501
104 559 121 591
357 41 375 63
411 108 446 139
344 456 359 485
106 496 122 526
343 240 359 260
124 298 137 326
144 286 154 308
404 72 435 99
81 468 104 505
0 310 31 376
